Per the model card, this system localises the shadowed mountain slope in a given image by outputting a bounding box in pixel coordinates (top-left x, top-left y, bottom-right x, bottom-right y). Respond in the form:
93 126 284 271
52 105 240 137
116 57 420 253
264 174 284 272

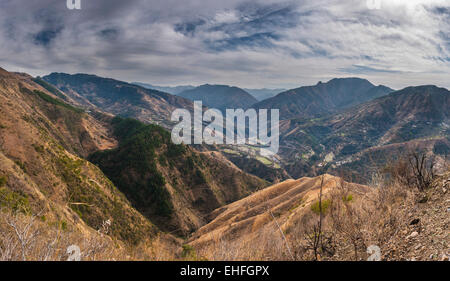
253 78 393 120
178 84 258 110
132 82 195 95
0 67 158 245
42 73 193 128
89 117 268 235
244 88 286 101
278 85 450 180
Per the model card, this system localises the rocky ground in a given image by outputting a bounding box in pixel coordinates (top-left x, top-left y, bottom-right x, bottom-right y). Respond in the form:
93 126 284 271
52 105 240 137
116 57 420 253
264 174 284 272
382 172 449 261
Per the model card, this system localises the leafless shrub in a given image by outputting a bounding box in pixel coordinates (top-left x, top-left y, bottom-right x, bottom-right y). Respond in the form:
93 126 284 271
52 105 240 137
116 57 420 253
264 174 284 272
408 152 435 191
194 217 292 261
327 163 416 260
0 209 122 261
291 176 335 261
305 176 324 260
385 152 436 192
328 178 366 260
127 234 179 261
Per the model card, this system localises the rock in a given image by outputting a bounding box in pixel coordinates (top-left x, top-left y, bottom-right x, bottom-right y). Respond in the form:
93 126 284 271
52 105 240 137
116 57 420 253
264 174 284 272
418 196 428 203
441 255 449 261
408 231 419 239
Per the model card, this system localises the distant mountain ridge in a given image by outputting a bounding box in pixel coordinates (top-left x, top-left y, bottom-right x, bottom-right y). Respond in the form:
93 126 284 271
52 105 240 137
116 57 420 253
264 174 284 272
319 85 450 147
134 82 285 101
41 72 448 183
278 84 450 180
253 78 394 119
42 72 289 184
178 84 258 110
244 88 286 101
42 73 193 128
132 82 195 95
3 64 449 261
0 67 268 241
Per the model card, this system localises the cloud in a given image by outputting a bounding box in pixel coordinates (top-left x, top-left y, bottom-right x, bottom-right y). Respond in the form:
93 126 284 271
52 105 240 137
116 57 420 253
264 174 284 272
214 10 240 24
339 65 403 74
0 0 449 89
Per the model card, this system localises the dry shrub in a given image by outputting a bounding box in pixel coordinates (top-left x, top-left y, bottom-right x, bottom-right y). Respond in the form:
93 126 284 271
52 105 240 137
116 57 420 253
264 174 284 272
325 167 416 260
127 234 179 261
0 208 124 261
328 178 367 260
289 209 335 261
288 167 416 261
385 152 436 192
195 221 290 261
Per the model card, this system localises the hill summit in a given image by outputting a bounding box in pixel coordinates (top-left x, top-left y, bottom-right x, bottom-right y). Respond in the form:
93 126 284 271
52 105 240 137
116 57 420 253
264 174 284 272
179 84 258 110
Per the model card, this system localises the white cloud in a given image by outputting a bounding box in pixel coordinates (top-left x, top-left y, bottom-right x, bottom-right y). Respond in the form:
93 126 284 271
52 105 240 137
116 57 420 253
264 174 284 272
0 0 448 89
214 10 240 24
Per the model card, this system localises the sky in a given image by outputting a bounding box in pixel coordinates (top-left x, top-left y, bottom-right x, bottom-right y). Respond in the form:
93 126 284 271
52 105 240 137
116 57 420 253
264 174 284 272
0 0 449 90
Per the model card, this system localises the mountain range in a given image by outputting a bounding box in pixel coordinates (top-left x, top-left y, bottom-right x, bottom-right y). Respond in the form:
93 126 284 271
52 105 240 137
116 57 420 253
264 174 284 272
243 88 286 101
40 72 450 183
134 82 284 101
178 84 258 110
42 73 194 128
0 68 156 245
132 82 195 95
1 66 449 261
0 67 266 243
278 85 450 180
253 78 394 120
41 72 288 180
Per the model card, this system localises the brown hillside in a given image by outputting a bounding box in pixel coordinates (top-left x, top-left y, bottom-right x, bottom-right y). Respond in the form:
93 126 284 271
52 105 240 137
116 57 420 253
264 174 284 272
88 118 268 236
188 167 449 261
42 72 194 129
0 68 159 247
188 175 369 254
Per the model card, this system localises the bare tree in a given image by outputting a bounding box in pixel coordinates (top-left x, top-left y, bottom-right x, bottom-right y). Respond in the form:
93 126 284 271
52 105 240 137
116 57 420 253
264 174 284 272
0 208 118 261
329 177 366 260
4 211 40 261
304 175 335 260
408 152 435 192
385 152 436 192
